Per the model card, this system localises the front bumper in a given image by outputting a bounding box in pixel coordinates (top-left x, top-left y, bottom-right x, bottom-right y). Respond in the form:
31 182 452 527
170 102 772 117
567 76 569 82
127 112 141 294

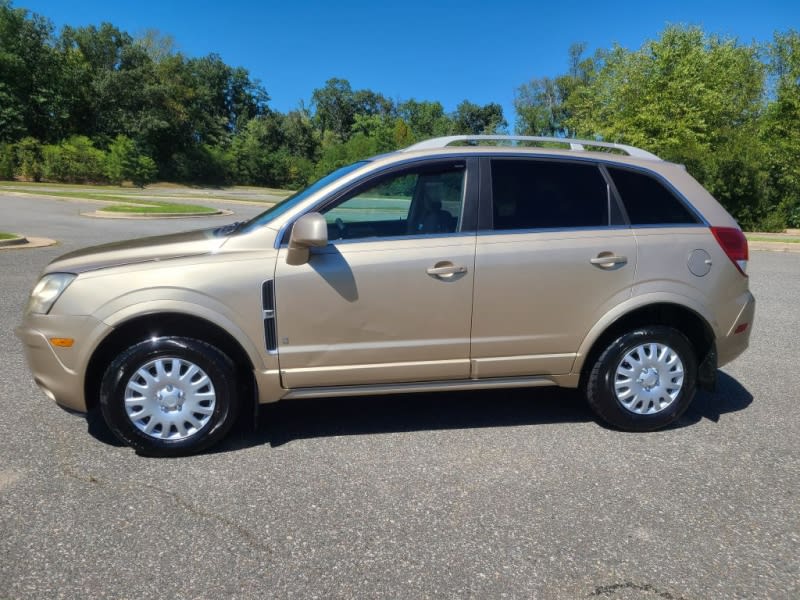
16 314 112 412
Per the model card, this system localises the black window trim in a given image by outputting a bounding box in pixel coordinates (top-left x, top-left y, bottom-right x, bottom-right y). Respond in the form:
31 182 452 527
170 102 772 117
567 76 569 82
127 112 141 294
598 163 630 226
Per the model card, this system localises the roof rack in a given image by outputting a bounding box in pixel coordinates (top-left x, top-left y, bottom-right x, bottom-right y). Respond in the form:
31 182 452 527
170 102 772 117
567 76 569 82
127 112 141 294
402 135 661 161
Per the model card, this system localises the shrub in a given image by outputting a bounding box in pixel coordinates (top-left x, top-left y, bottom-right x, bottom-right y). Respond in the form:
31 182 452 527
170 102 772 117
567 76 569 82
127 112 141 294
0 143 15 180
15 137 43 182
42 136 106 183
131 156 157 188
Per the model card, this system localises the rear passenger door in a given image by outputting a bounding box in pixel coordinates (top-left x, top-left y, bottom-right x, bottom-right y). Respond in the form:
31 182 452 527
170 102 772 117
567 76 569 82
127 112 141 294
470 157 637 378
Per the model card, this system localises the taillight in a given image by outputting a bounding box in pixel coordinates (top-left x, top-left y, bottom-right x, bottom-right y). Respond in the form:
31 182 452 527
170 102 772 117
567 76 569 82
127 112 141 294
710 226 748 276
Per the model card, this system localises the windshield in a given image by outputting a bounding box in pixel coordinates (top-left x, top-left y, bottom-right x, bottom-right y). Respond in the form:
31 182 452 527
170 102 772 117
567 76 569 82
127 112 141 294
239 161 369 233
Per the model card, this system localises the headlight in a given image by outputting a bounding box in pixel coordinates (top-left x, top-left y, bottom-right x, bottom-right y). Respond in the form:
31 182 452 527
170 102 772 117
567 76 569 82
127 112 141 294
26 273 76 315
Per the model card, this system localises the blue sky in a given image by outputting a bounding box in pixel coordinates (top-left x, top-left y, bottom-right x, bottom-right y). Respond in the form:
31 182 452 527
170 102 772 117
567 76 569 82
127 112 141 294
18 0 800 127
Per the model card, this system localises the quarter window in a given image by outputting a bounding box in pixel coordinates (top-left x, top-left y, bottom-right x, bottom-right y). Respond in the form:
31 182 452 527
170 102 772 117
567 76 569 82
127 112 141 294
490 160 609 230
608 167 699 225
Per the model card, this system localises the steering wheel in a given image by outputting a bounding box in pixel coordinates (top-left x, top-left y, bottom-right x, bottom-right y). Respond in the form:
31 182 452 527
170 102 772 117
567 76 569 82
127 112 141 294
334 217 347 239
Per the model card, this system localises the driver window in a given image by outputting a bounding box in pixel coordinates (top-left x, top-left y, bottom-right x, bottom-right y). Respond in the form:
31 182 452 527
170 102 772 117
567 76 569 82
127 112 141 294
322 165 465 241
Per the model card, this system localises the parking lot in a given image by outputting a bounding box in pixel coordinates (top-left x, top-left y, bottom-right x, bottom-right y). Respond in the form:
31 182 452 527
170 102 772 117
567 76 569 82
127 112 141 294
1 192 798 599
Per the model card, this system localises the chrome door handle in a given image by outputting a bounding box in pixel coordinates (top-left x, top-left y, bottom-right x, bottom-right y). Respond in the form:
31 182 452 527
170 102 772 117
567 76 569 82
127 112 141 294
426 264 467 277
590 254 628 268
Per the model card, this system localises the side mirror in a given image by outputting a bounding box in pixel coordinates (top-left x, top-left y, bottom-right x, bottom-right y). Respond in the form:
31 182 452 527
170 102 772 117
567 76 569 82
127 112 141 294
286 212 328 265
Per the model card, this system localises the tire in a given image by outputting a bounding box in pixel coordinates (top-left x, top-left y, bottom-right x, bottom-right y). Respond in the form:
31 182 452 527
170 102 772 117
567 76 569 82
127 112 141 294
100 337 239 457
585 326 697 431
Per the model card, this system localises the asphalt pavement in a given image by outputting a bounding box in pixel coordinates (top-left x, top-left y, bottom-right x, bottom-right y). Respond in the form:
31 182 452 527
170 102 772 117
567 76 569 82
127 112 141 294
1 192 798 599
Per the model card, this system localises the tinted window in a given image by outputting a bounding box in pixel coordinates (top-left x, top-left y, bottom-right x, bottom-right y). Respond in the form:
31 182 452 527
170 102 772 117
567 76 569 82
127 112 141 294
608 167 699 225
491 160 608 230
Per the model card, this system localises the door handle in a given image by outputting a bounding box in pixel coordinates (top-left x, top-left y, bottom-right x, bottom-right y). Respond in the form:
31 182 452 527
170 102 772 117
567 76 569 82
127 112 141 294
426 263 467 277
590 254 628 269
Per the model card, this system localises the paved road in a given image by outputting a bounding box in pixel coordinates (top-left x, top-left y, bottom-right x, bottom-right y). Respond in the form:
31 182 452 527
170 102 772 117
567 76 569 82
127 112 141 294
1 193 798 599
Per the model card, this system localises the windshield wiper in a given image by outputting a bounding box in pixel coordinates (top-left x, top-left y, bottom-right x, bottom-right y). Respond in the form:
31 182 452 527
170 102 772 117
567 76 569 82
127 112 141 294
213 221 243 236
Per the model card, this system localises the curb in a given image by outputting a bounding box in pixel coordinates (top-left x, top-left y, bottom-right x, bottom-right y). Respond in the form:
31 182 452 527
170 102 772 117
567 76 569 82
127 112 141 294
0 236 57 250
0 234 28 247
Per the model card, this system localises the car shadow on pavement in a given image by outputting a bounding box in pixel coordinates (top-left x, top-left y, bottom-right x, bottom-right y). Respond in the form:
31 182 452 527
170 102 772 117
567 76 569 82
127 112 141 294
675 370 753 427
219 387 591 450
216 371 754 452
86 408 125 447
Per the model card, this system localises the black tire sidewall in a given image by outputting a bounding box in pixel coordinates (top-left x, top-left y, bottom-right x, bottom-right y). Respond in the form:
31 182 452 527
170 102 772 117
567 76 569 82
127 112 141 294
588 327 697 431
100 337 237 456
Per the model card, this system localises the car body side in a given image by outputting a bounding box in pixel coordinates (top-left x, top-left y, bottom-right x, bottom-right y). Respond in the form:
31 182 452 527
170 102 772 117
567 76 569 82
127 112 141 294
16 146 755 416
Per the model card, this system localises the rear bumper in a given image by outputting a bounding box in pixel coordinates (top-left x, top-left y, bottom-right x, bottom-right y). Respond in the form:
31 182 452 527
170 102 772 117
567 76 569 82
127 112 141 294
716 290 755 368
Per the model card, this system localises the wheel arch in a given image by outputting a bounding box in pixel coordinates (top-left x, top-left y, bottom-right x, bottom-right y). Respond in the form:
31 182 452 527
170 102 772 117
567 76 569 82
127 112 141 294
576 301 716 391
84 312 258 415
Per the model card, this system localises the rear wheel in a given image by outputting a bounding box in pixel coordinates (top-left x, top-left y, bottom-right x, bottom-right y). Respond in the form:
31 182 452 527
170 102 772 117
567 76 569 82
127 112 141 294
100 337 238 456
586 326 697 431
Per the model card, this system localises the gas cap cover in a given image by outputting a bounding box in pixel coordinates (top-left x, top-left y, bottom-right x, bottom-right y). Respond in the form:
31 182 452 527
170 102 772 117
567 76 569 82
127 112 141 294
688 249 712 277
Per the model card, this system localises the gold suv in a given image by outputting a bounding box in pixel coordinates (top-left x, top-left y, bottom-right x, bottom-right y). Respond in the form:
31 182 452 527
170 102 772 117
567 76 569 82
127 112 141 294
17 136 755 456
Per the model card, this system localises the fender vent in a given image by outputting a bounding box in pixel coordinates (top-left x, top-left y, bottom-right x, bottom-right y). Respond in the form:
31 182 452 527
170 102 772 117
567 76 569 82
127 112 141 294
262 280 277 352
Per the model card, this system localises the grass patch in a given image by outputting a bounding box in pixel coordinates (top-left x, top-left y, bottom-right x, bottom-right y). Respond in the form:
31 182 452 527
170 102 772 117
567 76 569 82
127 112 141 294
1 182 292 207
0 232 18 240
746 235 800 243
4 188 216 213
103 201 217 214
26 190 139 202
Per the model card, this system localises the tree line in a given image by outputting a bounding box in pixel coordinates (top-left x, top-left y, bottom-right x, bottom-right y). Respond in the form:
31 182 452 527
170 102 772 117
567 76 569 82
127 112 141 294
0 1 504 188
1 0 797 229
515 28 800 230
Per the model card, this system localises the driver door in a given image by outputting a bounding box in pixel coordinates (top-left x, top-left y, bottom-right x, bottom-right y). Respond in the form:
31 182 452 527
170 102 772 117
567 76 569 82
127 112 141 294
274 159 477 389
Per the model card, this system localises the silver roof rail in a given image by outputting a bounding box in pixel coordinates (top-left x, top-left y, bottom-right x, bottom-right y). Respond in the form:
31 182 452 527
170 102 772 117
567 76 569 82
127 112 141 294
402 135 662 161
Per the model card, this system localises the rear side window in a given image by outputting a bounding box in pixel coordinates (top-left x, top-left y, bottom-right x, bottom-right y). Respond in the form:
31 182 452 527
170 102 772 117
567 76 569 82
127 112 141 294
608 167 699 225
490 160 608 230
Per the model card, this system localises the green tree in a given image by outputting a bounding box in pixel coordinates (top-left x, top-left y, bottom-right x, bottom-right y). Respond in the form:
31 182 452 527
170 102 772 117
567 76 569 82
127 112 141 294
230 113 283 185
353 89 394 117
105 134 137 184
131 155 157 188
0 1 65 141
57 22 137 139
0 142 15 179
396 99 452 139
452 100 507 135
515 43 595 136
762 30 800 227
350 114 395 150
105 134 157 186
563 26 769 228
135 28 177 63
172 144 233 185
281 109 318 160
566 27 764 157
312 78 357 142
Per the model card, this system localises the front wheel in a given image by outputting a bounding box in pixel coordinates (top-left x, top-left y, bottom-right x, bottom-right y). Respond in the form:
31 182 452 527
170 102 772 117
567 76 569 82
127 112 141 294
100 337 239 456
585 326 697 431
